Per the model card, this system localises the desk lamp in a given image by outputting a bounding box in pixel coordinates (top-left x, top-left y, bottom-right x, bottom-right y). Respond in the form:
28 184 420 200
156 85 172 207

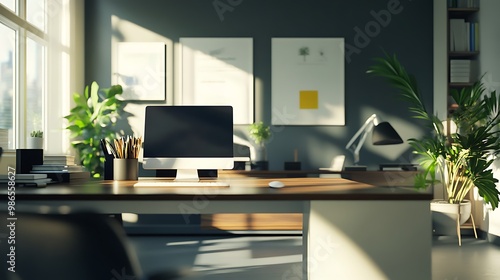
345 114 403 171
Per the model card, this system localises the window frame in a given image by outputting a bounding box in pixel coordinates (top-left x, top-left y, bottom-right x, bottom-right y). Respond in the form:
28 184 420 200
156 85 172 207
1 0 84 155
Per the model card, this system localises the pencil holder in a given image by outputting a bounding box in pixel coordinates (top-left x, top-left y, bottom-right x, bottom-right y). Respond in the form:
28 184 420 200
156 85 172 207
113 158 138 180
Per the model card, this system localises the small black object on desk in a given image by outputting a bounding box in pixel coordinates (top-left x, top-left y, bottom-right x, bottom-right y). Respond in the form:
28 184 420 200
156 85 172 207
379 163 418 171
284 148 301 170
16 149 44 174
101 139 115 180
284 162 301 170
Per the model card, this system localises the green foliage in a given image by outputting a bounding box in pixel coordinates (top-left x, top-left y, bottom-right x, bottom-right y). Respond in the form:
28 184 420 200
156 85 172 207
249 122 271 146
368 52 500 209
299 47 310 61
30 130 43 138
64 81 124 178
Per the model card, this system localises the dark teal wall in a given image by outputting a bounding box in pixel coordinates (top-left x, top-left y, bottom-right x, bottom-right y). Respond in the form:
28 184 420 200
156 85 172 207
84 0 433 170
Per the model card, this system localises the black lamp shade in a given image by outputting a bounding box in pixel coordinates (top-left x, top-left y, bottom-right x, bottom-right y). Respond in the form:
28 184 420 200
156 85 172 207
372 122 403 145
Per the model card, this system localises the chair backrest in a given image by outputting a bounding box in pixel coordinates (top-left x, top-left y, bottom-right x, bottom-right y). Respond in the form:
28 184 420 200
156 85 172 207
3 212 143 280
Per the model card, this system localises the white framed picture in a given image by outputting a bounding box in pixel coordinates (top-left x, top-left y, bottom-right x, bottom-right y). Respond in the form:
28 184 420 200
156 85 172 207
113 42 166 101
180 37 254 125
271 38 345 125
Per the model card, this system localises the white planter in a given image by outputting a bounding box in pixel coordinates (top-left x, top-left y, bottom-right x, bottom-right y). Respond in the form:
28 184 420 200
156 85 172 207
27 137 43 149
253 145 267 161
431 199 471 235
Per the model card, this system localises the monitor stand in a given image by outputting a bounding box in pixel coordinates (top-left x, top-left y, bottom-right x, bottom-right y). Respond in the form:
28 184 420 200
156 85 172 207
155 169 219 179
175 169 200 182
135 169 229 187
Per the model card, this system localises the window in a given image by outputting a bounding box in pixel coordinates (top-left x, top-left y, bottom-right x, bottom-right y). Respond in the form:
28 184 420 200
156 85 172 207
26 37 45 135
27 0 46 31
0 0 80 153
0 21 15 149
0 0 15 14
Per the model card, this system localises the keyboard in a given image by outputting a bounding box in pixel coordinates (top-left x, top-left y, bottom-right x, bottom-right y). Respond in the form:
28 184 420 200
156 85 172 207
134 180 230 188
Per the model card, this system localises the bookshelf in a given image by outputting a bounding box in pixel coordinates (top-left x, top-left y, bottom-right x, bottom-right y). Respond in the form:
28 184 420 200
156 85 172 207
447 3 480 112
446 1 480 232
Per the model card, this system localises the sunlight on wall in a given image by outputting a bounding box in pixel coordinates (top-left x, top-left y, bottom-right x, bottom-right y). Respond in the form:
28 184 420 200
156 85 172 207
254 77 264 122
191 237 301 274
110 17 257 138
178 38 254 125
486 159 500 235
111 15 173 137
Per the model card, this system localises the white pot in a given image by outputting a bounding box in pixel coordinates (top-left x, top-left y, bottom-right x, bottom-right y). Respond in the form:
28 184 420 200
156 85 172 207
431 199 471 234
253 145 267 161
27 137 43 149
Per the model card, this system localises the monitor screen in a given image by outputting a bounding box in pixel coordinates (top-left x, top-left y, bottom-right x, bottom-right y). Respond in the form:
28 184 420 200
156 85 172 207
142 105 234 180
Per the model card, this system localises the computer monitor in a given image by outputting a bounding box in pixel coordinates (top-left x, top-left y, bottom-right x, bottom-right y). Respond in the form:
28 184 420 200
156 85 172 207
142 105 234 181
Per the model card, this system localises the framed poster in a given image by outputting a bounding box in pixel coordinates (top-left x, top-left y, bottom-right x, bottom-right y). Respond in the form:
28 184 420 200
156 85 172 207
271 38 345 125
113 42 166 101
180 37 254 125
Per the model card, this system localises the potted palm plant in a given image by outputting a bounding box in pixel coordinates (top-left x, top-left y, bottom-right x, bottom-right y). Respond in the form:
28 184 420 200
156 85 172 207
367 53 500 242
249 121 272 170
64 81 124 178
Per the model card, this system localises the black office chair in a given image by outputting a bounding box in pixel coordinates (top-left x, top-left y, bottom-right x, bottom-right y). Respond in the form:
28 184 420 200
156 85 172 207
1 212 191 280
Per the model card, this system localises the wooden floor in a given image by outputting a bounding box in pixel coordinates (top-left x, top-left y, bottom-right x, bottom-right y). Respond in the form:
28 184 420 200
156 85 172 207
129 235 500 280
201 214 303 230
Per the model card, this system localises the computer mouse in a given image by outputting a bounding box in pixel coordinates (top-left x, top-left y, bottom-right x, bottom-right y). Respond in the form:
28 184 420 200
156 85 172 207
268 180 285 189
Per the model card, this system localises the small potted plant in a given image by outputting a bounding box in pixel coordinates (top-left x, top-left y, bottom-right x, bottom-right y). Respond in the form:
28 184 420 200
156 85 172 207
248 121 272 170
28 130 43 149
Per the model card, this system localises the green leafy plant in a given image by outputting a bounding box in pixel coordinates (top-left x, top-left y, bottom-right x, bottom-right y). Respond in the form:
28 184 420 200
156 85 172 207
367 53 500 209
249 121 271 147
64 81 124 178
30 130 43 138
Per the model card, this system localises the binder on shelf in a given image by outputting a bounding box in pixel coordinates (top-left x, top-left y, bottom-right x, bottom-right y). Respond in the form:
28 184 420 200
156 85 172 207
450 19 467 52
449 19 478 53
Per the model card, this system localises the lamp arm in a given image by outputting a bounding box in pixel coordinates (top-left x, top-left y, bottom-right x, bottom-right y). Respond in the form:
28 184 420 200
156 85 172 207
345 114 378 165
233 134 257 161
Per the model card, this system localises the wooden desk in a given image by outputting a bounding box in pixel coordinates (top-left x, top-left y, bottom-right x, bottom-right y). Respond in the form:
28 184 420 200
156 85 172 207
1 177 432 280
221 169 342 178
340 170 420 187
222 169 420 185
212 170 419 230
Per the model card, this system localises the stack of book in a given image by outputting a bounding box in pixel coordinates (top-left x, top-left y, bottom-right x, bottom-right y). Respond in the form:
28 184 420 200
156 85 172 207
450 59 476 83
43 154 76 165
448 0 479 8
0 173 52 187
449 19 479 52
30 154 90 183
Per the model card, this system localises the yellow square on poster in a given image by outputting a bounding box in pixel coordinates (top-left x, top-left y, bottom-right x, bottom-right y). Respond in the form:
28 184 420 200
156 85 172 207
299 90 318 109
